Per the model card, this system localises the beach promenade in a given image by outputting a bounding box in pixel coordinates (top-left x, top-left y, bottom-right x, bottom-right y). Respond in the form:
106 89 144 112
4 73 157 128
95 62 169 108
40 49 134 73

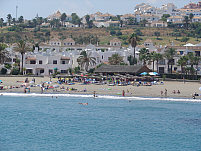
0 76 200 99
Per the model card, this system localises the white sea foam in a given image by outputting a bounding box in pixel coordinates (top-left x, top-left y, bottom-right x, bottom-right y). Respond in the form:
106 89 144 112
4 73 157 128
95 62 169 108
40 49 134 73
0 92 201 102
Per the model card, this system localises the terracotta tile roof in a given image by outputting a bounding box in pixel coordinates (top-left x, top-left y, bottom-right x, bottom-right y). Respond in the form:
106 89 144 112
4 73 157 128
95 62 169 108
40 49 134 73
144 39 153 43
62 38 75 43
110 38 121 43
61 56 70 60
26 57 36 61
95 65 151 74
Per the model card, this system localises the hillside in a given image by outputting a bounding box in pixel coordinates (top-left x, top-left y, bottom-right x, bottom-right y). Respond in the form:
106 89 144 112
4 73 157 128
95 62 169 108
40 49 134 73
0 26 200 47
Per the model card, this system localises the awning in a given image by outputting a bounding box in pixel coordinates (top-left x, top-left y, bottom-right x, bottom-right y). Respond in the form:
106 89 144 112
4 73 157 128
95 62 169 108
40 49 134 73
26 57 36 61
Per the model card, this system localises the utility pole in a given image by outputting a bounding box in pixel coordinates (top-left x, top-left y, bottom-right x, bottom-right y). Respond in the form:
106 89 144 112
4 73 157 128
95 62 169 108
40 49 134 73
16 5 18 19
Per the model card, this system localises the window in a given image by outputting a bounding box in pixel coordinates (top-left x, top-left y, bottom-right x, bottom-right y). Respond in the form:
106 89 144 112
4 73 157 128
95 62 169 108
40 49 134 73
159 67 164 73
40 69 44 73
62 61 65 64
159 59 165 65
53 60 57 64
61 70 67 73
39 60 42 64
30 60 36 64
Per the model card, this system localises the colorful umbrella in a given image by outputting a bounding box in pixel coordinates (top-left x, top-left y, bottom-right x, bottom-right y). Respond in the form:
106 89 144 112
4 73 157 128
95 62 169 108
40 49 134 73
140 72 148 76
149 72 159 76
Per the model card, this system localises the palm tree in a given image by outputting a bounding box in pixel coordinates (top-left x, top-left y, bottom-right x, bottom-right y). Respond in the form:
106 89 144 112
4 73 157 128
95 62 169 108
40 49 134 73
18 16 24 23
194 56 200 79
150 52 157 71
0 18 4 28
7 14 12 26
139 48 149 65
164 48 176 73
183 16 190 29
154 53 163 73
129 33 139 65
177 55 188 74
77 51 96 72
13 40 31 75
60 13 67 27
12 18 16 25
187 53 200 78
189 13 194 23
0 43 9 64
108 53 124 65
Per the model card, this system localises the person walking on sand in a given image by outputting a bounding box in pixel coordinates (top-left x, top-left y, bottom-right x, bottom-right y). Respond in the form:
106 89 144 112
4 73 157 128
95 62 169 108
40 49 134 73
122 90 125 97
164 89 167 97
161 90 163 96
41 86 43 94
93 91 96 98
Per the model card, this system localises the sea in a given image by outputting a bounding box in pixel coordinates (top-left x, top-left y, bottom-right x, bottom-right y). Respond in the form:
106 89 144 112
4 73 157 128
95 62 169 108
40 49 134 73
0 93 201 151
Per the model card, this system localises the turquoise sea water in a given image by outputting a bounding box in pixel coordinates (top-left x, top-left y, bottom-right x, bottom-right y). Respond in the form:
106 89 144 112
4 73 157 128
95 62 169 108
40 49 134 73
0 94 201 151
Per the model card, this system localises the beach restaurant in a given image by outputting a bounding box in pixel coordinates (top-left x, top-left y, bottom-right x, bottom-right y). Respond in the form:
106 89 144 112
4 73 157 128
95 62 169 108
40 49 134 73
94 65 151 76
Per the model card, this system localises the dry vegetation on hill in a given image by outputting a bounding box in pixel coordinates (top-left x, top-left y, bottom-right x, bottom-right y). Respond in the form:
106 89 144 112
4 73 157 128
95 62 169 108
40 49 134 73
0 26 200 46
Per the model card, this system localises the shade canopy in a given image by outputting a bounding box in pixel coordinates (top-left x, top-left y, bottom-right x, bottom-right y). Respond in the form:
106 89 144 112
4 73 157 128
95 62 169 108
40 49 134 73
149 72 159 76
140 72 148 75
184 43 195 47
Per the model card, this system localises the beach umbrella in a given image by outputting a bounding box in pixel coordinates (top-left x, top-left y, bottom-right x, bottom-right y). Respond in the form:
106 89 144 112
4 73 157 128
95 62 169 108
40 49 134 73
140 72 148 76
53 85 59 88
149 72 159 76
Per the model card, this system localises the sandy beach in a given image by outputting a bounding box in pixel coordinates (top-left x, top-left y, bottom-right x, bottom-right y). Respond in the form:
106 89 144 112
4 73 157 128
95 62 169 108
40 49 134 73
0 76 200 99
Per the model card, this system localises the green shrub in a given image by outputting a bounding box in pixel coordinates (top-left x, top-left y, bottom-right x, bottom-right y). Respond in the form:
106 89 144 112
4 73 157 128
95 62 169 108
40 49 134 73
1 68 7 74
11 68 20 75
4 64 12 69
162 75 166 81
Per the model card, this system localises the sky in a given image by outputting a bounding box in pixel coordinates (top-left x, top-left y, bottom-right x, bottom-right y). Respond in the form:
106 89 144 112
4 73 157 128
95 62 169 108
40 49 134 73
0 0 200 19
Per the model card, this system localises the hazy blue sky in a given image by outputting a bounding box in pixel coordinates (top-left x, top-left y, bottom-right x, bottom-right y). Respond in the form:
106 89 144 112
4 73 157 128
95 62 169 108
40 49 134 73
0 0 199 19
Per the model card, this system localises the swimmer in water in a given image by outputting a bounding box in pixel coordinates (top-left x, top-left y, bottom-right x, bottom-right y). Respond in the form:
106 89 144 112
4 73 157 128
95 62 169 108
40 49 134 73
79 103 88 105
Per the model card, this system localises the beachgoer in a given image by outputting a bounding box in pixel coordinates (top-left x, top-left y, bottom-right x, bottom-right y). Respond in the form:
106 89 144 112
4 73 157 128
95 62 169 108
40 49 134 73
161 91 163 96
24 88 26 93
79 103 88 105
41 87 43 94
192 93 196 99
177 90 180 94
122 90 125 97
93 91 96 98
164 89 167 97
172 90 176 94
32 78 35 83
